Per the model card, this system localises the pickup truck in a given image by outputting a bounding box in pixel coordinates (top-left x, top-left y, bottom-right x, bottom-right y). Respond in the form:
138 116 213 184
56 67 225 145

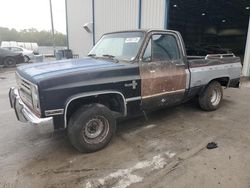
9 29 242 153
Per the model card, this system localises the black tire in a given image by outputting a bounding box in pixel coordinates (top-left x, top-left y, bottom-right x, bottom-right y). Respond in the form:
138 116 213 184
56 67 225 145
24 55 30 63
198 81 223 111
68 104 116 153
3 57 16 67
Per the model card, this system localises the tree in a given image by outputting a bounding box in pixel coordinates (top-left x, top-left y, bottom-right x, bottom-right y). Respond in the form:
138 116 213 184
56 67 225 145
0 27 66 46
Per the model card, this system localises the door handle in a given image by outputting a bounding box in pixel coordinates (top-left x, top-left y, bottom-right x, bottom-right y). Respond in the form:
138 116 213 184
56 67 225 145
149 65 156 73
175 64 184 67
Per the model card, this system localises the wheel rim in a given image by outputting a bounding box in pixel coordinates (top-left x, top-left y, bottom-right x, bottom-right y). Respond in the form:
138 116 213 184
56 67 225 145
82 116 110 144
4 58 15 66
211 88 221 106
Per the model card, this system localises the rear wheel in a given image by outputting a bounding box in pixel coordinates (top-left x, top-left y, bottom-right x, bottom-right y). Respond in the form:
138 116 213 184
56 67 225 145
3 57 16 67
198 81 223 111
67 104 116 153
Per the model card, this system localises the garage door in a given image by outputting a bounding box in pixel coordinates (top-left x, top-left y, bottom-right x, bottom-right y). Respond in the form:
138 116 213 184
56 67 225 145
168 0 249 62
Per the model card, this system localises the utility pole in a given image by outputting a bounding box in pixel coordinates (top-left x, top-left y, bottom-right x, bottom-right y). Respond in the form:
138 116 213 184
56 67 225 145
49 0 56 56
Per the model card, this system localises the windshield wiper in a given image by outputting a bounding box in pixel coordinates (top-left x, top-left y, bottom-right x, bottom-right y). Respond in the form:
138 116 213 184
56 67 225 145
88 53 96 57
102 54 119 63
102 54 115 58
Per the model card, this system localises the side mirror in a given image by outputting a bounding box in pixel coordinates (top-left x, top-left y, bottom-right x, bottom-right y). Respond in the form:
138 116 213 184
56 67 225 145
141 56 152 62
83 23 93 33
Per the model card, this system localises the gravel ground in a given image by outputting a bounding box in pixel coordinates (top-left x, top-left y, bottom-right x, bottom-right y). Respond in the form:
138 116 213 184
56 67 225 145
0 69 250 188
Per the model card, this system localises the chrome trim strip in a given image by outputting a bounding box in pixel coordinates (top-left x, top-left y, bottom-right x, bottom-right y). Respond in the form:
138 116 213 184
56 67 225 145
190 62 242 71
45 109 64 116
142 89 185 99
185 69 190 89
125 96 141 102
64 91 127 128
205 53 235 59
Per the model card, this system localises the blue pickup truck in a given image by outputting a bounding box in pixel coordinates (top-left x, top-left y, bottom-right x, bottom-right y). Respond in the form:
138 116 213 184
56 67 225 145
9 29 242 152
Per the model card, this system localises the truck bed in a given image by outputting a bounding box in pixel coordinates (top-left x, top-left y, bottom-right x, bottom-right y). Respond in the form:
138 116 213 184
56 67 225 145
187 54 242 88
187 54 241 67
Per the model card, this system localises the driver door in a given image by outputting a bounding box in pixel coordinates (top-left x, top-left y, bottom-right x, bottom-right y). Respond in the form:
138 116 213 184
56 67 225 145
140 32 187 109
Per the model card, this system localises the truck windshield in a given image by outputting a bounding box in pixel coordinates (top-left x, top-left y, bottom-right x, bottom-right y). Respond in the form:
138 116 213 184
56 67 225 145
89 32 145 61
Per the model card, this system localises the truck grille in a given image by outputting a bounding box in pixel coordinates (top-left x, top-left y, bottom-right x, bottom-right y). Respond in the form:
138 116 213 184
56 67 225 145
16 73 33 108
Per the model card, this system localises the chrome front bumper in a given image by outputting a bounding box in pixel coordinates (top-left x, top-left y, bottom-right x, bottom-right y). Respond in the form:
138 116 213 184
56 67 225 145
9 87 53 126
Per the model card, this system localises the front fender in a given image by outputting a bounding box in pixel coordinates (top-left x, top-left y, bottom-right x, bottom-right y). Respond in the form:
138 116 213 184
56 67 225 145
63 90 127 128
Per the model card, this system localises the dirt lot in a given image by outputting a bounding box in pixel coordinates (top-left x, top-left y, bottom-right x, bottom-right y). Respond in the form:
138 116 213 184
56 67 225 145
0 68 250 188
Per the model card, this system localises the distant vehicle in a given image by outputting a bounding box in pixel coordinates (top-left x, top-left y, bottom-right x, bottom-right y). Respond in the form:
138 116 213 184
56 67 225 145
0 48 24 67
1 41 39 54
2 46 34 63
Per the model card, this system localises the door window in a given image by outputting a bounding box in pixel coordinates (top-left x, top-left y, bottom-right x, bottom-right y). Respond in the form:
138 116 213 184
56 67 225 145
143 34 180 62
143 39 152 62
11 47 23 52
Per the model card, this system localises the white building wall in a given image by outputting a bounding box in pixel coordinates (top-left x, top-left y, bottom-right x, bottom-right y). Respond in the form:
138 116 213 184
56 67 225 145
66 0 167 58
94 0 138 41
141 0 165 29
66 0 92 57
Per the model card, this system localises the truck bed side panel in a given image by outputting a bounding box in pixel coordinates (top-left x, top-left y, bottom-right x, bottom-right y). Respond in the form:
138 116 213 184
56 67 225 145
189 62 242 88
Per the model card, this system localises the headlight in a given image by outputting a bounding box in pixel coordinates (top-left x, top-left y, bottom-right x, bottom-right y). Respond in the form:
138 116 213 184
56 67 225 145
31 85 41 115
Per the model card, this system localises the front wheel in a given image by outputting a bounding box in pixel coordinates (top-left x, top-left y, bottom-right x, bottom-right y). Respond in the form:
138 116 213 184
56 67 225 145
67 104 116 153
198 81 223 111
3 57 16 67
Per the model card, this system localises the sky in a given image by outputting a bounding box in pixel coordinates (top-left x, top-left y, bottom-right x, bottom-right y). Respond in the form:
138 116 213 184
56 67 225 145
0 0 66 34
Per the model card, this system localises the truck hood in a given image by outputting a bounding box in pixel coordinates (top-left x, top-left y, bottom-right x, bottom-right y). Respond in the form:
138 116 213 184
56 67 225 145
17 57 132 83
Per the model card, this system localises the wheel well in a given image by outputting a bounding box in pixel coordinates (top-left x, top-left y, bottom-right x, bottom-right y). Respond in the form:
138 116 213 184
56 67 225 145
65 93 126 126
209 77 230 87
4 56 14 61
199 77 229 96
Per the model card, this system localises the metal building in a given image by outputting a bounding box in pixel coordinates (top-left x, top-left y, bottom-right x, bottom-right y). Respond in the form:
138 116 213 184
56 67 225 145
65 0 250 76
